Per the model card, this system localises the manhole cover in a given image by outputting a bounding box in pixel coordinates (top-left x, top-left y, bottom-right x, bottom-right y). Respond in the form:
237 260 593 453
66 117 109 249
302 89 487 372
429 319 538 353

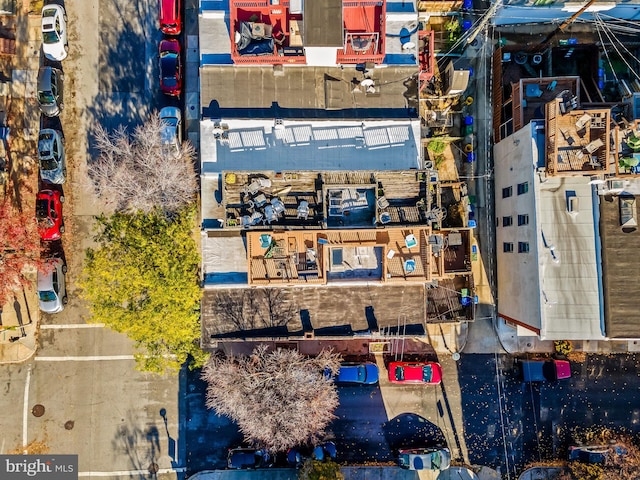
32 404 45 417
64 420 74 430
148 463 159 474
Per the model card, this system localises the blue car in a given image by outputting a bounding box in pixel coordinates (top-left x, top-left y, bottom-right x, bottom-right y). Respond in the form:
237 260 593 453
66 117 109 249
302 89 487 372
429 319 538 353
335 362 379 385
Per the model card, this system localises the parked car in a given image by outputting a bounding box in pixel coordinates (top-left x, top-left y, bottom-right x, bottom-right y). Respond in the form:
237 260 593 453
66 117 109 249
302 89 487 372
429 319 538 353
37 257 67 314
227 448 273 469
159 0 181 35
388 361 442 385
41 4 68 61
518 358 571 382
159 39 182 97
159 106 182 158
36 189 64 241
38 129 66 184
37 66 64 117
398 447 451 471
287 442 337 468
334 362 379 385
569 445 628 464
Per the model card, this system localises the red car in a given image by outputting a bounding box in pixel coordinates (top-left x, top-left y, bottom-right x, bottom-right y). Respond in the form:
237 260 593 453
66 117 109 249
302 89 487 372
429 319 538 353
388 361 442 385
159 39 182 97
36 189 64 241
159 0 181 35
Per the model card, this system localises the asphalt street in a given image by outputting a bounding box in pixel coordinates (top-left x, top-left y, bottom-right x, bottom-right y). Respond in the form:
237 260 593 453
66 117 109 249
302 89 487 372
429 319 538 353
182 353 640 476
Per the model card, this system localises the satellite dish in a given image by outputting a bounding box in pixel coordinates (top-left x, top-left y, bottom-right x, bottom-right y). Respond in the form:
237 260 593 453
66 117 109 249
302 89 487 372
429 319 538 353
360 79 374 88
402 41 416 50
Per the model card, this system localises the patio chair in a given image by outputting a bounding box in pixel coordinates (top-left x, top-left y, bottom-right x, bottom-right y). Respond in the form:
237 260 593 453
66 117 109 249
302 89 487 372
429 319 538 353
297 200 309 219
405 234 418 249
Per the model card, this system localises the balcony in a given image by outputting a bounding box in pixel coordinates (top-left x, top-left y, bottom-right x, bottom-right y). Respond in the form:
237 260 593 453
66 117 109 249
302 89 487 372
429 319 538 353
336 1 386 65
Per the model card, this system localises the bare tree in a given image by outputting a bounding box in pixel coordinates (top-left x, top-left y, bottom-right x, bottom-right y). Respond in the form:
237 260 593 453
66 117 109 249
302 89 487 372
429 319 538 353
202 345 341 452
88 113 197 214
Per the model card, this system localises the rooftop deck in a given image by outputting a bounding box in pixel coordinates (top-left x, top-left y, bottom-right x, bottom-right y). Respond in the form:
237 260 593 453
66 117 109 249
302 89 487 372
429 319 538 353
246 226 450 286
217 170 441 230
228 0 386 65
545 98 611 176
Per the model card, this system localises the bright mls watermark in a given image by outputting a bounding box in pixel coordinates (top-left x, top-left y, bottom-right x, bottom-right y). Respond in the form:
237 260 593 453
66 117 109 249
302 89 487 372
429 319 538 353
0 455 77 480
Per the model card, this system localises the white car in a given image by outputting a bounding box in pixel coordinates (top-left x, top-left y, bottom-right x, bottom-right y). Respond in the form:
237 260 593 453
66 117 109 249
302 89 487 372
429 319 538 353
159 106 182 158
398 448 451 471
41 4 68 61
37 257 68 314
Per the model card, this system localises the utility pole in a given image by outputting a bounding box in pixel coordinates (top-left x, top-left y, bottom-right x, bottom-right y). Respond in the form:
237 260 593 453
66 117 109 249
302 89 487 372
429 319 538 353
539 0 597 45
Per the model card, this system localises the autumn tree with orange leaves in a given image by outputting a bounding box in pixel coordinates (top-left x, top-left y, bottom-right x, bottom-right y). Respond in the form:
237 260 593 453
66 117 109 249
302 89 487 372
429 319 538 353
0 200 44 305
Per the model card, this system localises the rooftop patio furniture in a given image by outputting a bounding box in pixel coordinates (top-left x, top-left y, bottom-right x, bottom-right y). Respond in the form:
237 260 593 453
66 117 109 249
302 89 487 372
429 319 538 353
403 259 416 274
249 211 263 226
260 234 272 248
405 234 418 249
297 200 309 219
246 178 272 196
377 196 389 209
263 205 277 224
525 84 543 98
380 212 391 224
585 138 604 155
271 197 285 216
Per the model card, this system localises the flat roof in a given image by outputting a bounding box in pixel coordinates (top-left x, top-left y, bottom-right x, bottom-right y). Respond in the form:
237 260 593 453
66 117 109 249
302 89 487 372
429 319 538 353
305 0 343 46
536 174 603 340
200 65 419 114
494 123 604 340
201 283 428 342
199 119 421 174
600 187 640 338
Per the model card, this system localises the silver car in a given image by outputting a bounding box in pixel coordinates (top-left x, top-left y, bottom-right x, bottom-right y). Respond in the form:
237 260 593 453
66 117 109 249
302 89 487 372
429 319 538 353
37 67 64 117
41 4 68 61
159 106 182 158
38 129 66 184
37 257 68 314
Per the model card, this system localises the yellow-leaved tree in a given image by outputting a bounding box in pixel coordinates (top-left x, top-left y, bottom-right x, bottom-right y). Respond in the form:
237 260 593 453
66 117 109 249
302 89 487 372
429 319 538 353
80 206 206 374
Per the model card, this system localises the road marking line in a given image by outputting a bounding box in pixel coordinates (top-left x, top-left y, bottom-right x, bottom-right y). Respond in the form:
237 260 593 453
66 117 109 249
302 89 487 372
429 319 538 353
36 355 135 362
78 467 186 477
40 324 106 329
22 365 32 453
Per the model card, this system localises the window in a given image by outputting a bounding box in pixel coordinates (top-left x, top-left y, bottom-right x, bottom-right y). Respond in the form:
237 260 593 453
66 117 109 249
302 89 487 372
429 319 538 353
517 182 529 195
502 216 513 227
518 242 530 253
518 214 529 226
503 242 514 253
502 186 513 198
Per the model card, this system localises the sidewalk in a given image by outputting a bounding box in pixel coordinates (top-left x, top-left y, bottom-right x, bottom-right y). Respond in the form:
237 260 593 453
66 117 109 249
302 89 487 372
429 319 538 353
0 5 43 364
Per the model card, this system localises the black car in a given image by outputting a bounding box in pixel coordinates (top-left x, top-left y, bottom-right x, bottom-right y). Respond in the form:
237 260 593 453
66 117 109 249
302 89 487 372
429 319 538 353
227 448 273 469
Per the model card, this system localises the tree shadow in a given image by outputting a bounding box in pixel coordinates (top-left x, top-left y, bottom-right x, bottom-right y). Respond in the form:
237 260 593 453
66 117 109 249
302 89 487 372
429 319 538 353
111 411 164 477
383 413 447 452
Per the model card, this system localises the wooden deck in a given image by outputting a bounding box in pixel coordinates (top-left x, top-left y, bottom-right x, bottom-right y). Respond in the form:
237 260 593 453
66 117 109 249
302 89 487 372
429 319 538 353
247 226 440 285
220 170 434 229
545 100 610 176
